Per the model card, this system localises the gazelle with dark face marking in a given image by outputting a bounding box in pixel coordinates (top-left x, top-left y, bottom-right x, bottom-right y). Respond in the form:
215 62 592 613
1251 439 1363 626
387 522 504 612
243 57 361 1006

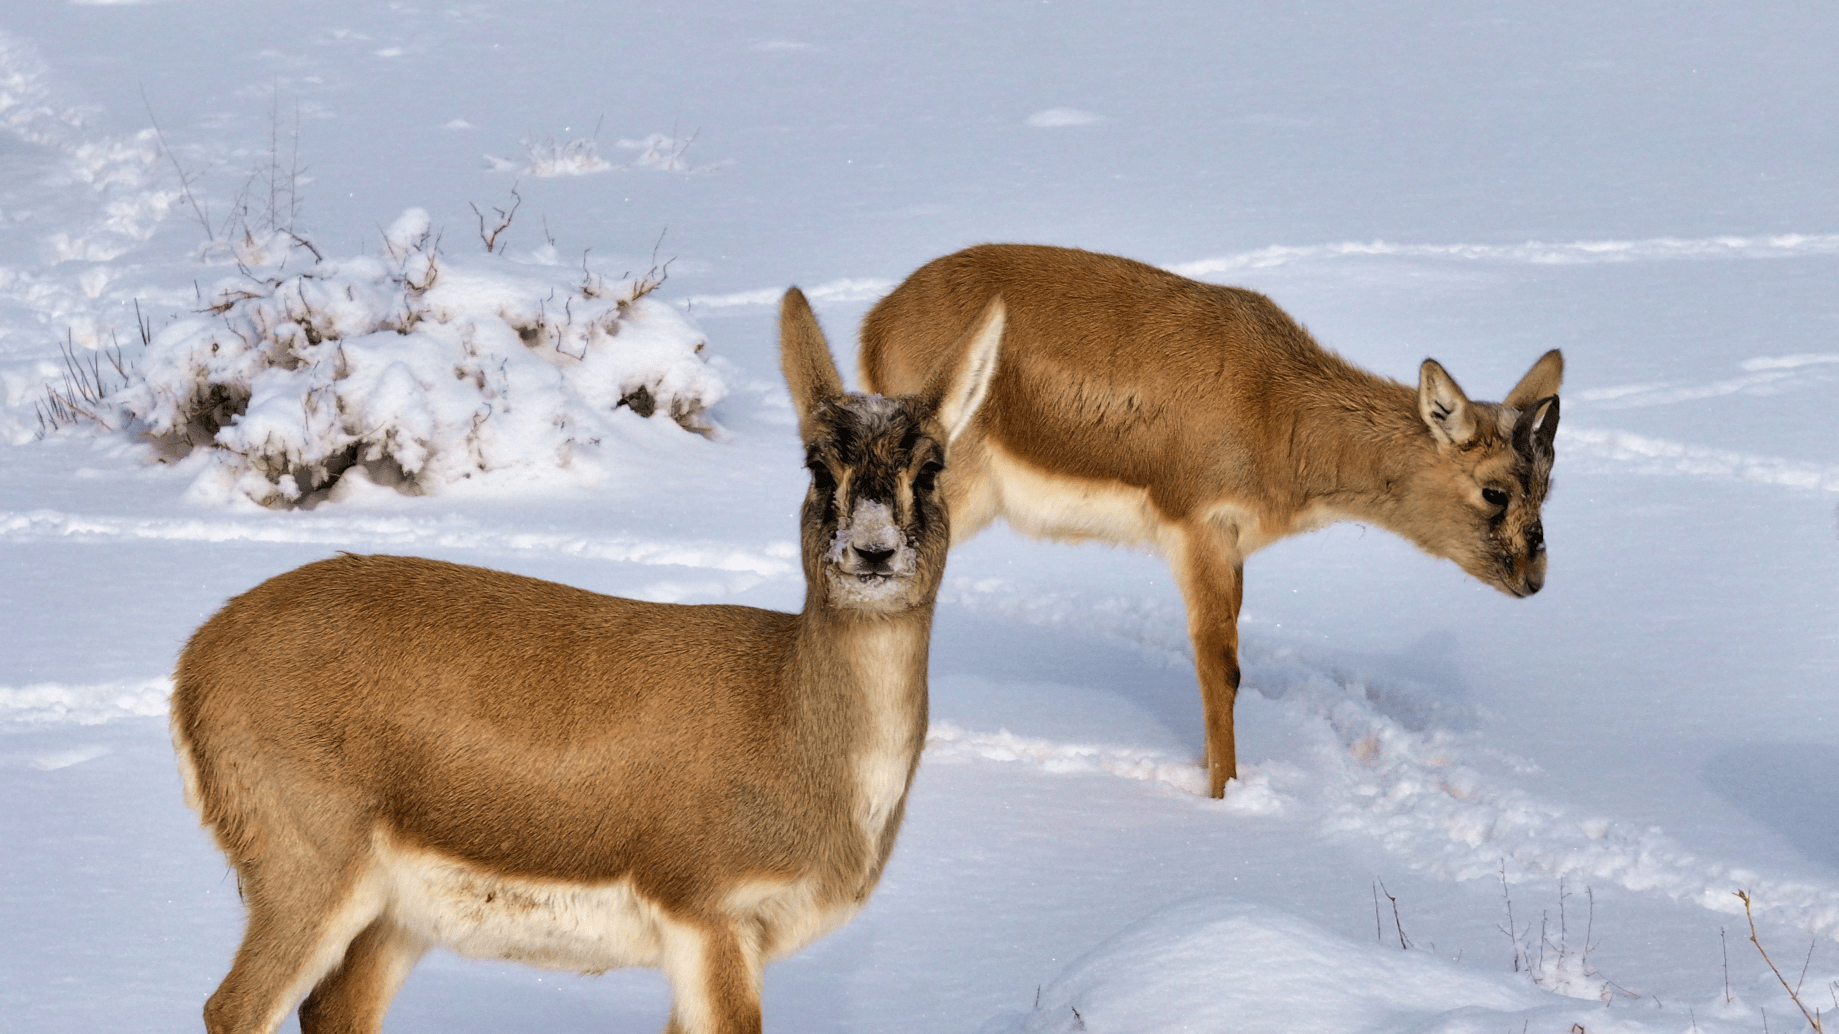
861 244 1561 799
170 287 1003 1034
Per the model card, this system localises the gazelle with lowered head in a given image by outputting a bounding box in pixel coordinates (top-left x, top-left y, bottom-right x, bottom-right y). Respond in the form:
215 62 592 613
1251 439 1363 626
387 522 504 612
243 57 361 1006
861 243 1561 799
169 286 1004 1034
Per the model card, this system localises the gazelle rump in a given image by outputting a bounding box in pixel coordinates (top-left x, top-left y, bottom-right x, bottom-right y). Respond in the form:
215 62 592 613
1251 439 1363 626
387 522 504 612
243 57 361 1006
860 243 1561 799
169 287 1004 1034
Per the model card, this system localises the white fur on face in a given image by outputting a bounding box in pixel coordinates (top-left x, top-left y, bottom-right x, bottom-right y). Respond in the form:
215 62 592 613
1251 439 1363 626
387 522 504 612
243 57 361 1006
824 499 920 609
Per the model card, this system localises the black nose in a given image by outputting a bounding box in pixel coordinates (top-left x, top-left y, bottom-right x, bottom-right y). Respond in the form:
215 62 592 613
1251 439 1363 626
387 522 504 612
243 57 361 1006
852 545 894 569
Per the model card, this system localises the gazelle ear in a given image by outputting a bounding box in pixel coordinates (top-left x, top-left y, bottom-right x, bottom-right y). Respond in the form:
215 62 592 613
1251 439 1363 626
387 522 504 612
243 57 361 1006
922 296 1004 445
1418 358 1477 446
779 287 846 440
1505 349 1564 409
1512 394 1560 464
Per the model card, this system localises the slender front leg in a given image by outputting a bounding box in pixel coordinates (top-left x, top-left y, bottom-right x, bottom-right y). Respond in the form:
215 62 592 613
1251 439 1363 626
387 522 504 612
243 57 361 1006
1168 521 1245 799
660 920 764 1034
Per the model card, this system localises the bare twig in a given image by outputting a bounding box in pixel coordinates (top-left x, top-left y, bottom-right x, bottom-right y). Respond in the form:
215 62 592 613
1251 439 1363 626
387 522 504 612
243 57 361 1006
1558 877 1570 963
288 233 323 263
1584 886 1598 968
287 97 302 229
1737 890 1825 1032
266 81 281 233
1377 879 1411 950
143 91 213 240
470 185 522 253
615 227 674 314
1373 880 1383 944
1498 861 1527 973
1723 926 1732 1004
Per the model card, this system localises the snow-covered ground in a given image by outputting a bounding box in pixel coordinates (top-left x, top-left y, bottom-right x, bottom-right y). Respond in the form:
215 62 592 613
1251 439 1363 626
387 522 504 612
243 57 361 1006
3 2 1838 1031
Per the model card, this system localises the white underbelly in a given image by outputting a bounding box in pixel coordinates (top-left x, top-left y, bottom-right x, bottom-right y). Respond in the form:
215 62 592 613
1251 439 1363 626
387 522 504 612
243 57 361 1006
379 842 665 973
375 840 861 973
978 442 1350 557
983 442 1173 551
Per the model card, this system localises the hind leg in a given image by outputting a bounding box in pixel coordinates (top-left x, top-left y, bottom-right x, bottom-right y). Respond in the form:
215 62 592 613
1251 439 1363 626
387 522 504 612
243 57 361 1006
202 868 387 1034
298 916 427 1034
659 920 763 1034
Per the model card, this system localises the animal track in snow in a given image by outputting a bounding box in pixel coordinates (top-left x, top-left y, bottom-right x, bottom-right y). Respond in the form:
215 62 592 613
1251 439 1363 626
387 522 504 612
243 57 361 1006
933 577 1839 942
0 31 175 367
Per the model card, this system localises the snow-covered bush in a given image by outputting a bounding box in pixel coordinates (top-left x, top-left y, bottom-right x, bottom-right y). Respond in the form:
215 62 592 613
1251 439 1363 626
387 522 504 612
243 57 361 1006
104 209 725 506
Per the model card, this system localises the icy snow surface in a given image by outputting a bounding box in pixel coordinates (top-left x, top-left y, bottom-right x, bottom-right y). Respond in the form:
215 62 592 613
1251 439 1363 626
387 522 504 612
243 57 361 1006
3 2 1838 1032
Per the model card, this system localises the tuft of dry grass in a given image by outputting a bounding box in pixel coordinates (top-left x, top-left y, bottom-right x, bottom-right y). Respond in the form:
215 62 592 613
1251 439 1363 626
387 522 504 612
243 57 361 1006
34 308 145 438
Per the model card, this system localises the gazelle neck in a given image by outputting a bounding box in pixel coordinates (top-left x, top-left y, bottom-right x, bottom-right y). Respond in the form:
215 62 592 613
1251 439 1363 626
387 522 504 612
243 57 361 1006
793 602 932 847
1283 363 1437 535
794 602 934 686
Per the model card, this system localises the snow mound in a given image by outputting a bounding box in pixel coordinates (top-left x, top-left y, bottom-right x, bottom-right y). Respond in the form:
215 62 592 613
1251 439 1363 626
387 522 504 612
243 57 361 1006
100 209 725 506
501 132 706 177
521 136 612 177
983 896 1797 1034
985 896 1544 1034
616 133 703 173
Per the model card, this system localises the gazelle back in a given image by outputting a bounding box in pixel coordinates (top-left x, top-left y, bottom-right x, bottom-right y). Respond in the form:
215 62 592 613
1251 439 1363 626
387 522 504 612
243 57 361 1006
171 287 1004 1034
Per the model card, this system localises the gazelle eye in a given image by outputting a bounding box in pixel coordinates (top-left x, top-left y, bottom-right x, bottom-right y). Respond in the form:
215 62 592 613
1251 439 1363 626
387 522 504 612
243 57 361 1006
913 460 944 494
806 458 836 494
1481 487 1509 508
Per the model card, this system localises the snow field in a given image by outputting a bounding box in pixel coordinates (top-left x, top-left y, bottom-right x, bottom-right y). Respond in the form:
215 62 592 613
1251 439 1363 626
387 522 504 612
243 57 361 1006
3 1 1839 1032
